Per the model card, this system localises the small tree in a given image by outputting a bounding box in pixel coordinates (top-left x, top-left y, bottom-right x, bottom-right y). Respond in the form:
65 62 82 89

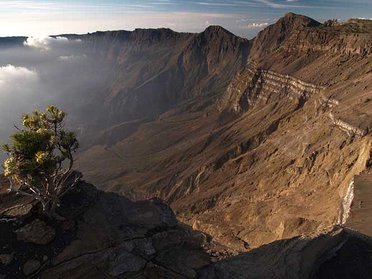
1 105 81 217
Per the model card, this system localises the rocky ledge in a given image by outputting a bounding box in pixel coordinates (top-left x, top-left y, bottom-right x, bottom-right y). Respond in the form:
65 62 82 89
1 178 372 279
0 180 213 279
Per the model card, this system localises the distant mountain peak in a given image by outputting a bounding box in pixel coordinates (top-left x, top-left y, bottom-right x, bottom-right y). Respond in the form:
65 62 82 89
132 27 176 34
280 12 321 28
203 25 235 37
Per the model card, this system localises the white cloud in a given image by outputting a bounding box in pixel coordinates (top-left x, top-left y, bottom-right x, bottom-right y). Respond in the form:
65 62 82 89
247 22 269 28
253 0 305 8
0 65 38 89
196 2 238 6
58 54 87 61
24 36 80 50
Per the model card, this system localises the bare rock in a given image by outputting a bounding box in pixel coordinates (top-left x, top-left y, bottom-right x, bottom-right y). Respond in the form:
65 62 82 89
0 254 13 266
23 259 41 276
109 250 147 276
2 203 33 218
16 219 55 245
155 246 210 278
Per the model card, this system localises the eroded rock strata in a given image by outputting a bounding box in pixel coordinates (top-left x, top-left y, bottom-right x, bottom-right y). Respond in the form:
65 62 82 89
74 13 372 252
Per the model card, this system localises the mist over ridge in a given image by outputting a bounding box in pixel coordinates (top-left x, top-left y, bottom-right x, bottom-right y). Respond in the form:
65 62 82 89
0 35 113 159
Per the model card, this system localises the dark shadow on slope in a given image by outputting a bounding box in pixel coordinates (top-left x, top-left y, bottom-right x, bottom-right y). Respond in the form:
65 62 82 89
0 177 212 279
198 227 372 279
2 174 372 279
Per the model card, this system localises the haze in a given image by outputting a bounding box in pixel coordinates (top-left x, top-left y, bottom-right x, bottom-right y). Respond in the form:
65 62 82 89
0 36 112 161
0 0 371 38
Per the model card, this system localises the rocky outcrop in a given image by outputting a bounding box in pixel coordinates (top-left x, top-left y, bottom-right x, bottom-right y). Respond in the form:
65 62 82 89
241 63 325 111
0 181 212 278
339 179 355 225
346 172 372 236
337 139 372 226
224 62 368 140
2 178 372 279
222 61 326 115
329 113 367 137
251 13 372 64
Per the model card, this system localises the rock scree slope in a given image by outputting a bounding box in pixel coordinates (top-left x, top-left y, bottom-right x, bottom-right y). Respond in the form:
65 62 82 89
75 13 372 251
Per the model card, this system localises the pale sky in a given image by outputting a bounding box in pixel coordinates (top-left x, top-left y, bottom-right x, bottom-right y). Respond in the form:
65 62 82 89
1 0 372 38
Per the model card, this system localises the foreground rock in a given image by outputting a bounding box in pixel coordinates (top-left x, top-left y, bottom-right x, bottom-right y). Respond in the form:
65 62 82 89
0 181 211 278
15 219 56 245
1 178 372 278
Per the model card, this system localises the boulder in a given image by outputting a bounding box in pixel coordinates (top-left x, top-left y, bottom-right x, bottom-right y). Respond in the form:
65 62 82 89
23 259 41 276
16 219 55 245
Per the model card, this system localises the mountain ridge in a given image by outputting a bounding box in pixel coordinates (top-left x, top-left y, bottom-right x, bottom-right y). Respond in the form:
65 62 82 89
72 12 372 251
1 12 372 278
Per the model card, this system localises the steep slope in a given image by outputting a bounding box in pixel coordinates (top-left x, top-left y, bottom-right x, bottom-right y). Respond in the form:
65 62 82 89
251 13 372 66
200 228 372 279
2 176 372 278
345 172 372 236
250 12 321 62
72 27 249 144
76 14 372 250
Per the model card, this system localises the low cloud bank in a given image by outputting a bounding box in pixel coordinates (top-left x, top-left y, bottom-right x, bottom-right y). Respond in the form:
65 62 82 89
247 22 269 28
0 35 112 162
24 36 81 50
0 64 38 88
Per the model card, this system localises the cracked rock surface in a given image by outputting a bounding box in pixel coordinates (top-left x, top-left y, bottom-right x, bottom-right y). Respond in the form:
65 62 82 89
1 178 372 279
0 181 211 278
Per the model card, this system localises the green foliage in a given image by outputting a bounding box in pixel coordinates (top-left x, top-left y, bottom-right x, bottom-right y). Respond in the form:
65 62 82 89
1 105 80 217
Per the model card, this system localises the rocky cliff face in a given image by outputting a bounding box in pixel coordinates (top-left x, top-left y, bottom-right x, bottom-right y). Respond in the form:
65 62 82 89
73 26 249 133
223 62 326 113
74 13 372 253
251 13 372 66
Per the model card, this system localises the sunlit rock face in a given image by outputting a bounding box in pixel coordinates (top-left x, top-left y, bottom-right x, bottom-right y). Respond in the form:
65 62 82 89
346 172 372 236
73 13 372 251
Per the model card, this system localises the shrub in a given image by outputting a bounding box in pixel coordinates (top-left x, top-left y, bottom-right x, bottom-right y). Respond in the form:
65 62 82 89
1 105 81 218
